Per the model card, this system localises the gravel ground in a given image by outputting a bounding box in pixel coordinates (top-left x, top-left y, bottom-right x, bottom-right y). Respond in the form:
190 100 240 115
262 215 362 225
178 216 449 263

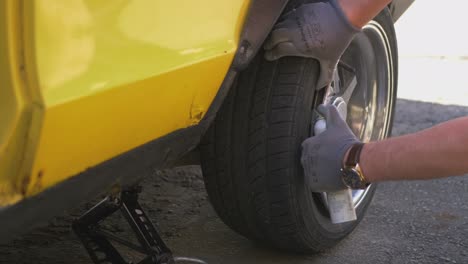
0 98 467 264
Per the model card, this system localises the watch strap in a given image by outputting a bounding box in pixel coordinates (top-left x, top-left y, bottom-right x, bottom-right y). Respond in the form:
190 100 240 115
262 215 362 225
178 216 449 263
345 143 365 167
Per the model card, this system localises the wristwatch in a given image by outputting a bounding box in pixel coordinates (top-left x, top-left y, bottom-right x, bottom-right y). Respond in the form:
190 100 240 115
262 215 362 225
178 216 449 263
341 143 370 189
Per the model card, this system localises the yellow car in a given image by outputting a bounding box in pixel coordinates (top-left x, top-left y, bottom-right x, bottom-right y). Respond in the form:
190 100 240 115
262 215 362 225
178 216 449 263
1 0 412 255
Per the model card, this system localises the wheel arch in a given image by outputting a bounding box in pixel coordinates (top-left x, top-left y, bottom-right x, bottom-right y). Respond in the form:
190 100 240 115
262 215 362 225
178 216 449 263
0 0 289 243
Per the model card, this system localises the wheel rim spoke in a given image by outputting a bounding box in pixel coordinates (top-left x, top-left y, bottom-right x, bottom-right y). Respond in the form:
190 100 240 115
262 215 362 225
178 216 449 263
314 20 395 213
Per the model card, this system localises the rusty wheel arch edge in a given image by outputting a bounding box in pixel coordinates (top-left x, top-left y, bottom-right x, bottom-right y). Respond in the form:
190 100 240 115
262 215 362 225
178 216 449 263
204 0 288 118
0 0 289 243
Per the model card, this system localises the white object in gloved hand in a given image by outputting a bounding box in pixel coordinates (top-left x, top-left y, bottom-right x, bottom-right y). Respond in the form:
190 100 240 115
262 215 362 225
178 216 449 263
301 104 361 192
327 189 356 224
264 0 360 89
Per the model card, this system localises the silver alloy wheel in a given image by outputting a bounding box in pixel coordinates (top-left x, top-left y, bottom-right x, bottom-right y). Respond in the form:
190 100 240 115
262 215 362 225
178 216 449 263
316 19 395 210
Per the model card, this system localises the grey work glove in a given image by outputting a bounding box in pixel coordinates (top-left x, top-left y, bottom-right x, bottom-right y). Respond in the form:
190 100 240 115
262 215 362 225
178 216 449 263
264 0 360 89
301 104 361 192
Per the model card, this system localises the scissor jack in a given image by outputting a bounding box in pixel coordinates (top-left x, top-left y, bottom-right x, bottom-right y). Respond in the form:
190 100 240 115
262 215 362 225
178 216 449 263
72 187 206 264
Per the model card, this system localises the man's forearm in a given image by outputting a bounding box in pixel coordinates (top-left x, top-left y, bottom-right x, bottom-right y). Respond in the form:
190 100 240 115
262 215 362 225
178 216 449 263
337 0 392 28
360 117 468 182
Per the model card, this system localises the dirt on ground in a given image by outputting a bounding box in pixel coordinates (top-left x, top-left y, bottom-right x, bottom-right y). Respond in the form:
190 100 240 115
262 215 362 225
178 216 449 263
0 166 208 264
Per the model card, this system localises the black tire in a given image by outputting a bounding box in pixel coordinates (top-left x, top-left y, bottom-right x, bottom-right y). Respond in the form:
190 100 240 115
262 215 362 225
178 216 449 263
200 8 398 252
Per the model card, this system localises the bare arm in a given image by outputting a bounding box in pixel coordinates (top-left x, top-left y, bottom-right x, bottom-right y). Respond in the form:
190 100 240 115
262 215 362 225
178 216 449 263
337 0 468 182
338 0 392 28
359 117 468 182
283 1 468 191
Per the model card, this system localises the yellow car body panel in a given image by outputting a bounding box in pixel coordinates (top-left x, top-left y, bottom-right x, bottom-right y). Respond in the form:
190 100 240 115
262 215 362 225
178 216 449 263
0 0 250 205
0 1 31 206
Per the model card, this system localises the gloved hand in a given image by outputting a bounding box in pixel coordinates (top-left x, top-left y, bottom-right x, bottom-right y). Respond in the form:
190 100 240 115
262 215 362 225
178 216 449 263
301 104 361 192
264 0 360 89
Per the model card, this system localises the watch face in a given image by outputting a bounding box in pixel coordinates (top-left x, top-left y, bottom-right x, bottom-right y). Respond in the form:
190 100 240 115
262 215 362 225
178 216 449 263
342 168 362 189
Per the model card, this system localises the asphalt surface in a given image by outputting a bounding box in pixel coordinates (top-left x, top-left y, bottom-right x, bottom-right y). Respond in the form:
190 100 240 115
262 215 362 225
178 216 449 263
1 99 467 264
2 1 468 263
164 99 468 264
